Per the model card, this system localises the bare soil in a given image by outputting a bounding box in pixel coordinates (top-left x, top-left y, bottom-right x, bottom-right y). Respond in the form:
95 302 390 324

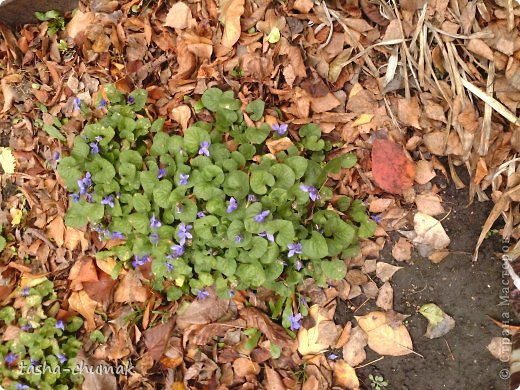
341 167 510 389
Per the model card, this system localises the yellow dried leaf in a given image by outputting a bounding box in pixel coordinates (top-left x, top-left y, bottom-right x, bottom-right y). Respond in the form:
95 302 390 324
0 147 15 174
355 311 413 356
352 114 374 127
219 0 245 48
68 290 97 331
10 208 22 226
333 360 360 389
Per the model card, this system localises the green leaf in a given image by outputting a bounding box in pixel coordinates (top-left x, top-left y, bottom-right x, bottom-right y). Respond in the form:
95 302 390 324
419 303 445 326
128 89 147 111
184 126 210 155
153 180 173 208
128 213 150 234
71 137 90 159
246 99 265 121
223 170 249 199
358 220 377 238
86 156 116 184
43 123 66 141
236 261 265 287
320 259 347 280
201 88 223 112
302 231 328 259
0 236 6 252
150 132 170 156
57 157 82 190
269 342 281 359
270 164 296 189
248 236 268 259
250 170 275 195
285 156 308 179
245 124 270 144
133 193 151 213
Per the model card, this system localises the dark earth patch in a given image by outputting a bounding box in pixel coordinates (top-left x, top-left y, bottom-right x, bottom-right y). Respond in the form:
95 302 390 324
349 166 510 389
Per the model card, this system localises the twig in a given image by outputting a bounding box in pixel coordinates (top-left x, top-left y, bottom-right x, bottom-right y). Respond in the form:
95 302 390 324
26 227 57 250
356 356 385 369
443 337 455 360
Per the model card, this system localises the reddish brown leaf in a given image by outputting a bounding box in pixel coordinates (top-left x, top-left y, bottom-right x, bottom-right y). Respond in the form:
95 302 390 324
144 319 175 361
371 138 415 194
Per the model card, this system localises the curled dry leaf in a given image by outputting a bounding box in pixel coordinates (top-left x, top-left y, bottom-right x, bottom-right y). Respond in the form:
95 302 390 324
265 366 286 390
342 326 368 367
375 262 402 282
392 237 412 262
0 147 16 174
298 304 339 355
177 288 229 329
68 290 97 331
376 282 394 311
356 311 413 356
164 2 195 30
76 355 117 390
144 319 175 361
241 307 294 352
419 303 455 339
487 337 511 361
114 270 149 303
414 160 436 185
266 137 294 154
415 192 445 217
171 104 192 130
219 0 245 48
371 138 415 194
413 212 451 257
233 357 260 377
333 360 360 389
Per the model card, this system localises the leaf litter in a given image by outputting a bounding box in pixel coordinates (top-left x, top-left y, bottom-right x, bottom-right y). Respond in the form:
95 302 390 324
0 0 518 388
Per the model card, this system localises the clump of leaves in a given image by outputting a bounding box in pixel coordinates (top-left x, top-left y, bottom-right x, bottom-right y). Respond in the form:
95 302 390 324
369 374 389 390
34 10 65 37
58 85 376 299
0 277 83 390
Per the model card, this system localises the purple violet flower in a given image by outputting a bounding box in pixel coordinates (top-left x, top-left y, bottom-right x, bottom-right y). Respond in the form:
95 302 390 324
165 260 174 272
77 172 92 195
158 168 167 179
90 142 99 154
98 99 107 109
16 384 30 390
177 223 192 245
179 173 189 185
5 353 17 364
300 184 320 201
197 211 206 218
287 313 302 331
132 254 150 268
328 353 338 360
101 195 115 208
150 214 162 229
128 95 135 104
227 197 238 213
198 141 210 157
21 287 30 297
271 123 288 135
56 353 67 364
288 242 302 257
53 151 60 161
370 214 382 223
111 231 125 240
235 234 243 244
248 194 256 202
150 233 159 246
259 232 275 242
73 97 81 111
169 244 185 258
21 324 32 332
295 260 303 271
70 193 80 202
196 289 209 299
55 320 65 331
254 210 270 223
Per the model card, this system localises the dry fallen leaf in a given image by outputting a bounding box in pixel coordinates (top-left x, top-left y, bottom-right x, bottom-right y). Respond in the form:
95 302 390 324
177 288 229 329
413 212 451 257
487 337 511 362
233 357 260 377
414 160 436 185
266 137 294 154
298 304 339 355
419 303 456 339
0 147 16 174
392 237 412 262
333 360 360 389
342 326 368 367
356 311 413 356
415 192 445 216
68 290 97 331
164 2 195 30
219 0 245 48
171 105 192 130
114 270 149 303
375 262 403 282
376 282 394 311
371 138 415 194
